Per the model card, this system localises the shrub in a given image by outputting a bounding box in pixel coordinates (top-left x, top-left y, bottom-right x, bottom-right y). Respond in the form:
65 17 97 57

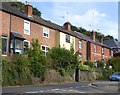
97 60 105 68
2 56 32 86
28 39 47 81
84 60 94 68
78 62 91 71
95 67 114 80
102 68 114 80
47 47 79 76
108 57 120 72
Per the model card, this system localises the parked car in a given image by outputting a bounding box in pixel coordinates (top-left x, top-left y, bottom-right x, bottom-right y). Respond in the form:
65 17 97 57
109 72 120 81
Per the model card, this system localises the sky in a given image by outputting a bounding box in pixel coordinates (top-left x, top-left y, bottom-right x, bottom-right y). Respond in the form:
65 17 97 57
21 1 118 39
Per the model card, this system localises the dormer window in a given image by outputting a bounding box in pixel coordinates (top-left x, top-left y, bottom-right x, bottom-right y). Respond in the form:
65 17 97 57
43 27 49 38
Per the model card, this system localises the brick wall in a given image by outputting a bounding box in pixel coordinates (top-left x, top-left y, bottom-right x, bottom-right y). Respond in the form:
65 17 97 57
2 12 10 36
75 38 87 62
1 11 56 55
90 43 102 62
1 12 10 53
90 42 112 62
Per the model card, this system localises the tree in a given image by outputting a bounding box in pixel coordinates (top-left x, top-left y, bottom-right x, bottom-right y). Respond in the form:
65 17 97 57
108 57 120 72
8 2 41 17
84 60 94 68
71 25 115 41
47 47 79 76
71 25 79 32
28 39 47 80
104 35 114 41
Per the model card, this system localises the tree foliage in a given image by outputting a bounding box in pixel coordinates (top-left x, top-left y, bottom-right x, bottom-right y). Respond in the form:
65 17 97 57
84 60 94 68
47 47 79 76
8 2 41 17
71 26 90 36
108 57 120 72
28 39 47 80
103 35 114 41
97 60 105 68
71 25 115 41
78 62 91 71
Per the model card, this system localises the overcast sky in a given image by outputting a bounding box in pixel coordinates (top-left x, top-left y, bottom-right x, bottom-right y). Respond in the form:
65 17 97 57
21 1 118 39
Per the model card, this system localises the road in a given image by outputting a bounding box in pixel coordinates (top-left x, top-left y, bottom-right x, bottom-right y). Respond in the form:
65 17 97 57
2 81 119 94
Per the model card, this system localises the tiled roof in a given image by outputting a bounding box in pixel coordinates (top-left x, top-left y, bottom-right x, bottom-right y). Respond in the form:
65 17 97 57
103 39 120 48
76 32 110 48
1 2 111 49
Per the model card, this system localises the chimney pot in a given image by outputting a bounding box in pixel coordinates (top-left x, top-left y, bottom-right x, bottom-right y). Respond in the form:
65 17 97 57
99 35 104 43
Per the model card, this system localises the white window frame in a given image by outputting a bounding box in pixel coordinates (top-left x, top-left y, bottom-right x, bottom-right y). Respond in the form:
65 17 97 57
41 45 50 55
78 54 82 60
43 27 49 38
15 39 23 54
24 20 30 35
102 47 104 55
66 34 70 43
79 41 82 49
1 36 8 56
23 40 30 48
94 44 97 52
94 57 97 62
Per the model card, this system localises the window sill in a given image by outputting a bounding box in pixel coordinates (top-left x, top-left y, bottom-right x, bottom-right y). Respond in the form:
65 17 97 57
43 36 49 39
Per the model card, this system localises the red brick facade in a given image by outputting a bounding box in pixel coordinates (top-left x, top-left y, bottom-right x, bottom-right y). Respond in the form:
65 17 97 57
1 11 56 55
89 43 113 62
75 38 87 62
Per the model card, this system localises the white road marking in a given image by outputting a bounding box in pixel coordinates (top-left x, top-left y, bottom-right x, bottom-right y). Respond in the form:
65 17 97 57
25 88 86 93
81 86 86 87
25 91 39 93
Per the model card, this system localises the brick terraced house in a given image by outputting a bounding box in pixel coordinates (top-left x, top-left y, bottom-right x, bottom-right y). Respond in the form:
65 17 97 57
0 2 113 64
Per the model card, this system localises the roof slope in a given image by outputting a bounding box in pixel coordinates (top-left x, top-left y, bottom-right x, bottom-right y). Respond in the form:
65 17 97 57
103 39 120 48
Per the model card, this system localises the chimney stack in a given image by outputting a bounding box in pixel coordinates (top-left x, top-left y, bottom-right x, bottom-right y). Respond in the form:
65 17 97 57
99 35 104 43
63 22 71 31
90 31 96 41
25 1 33 17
